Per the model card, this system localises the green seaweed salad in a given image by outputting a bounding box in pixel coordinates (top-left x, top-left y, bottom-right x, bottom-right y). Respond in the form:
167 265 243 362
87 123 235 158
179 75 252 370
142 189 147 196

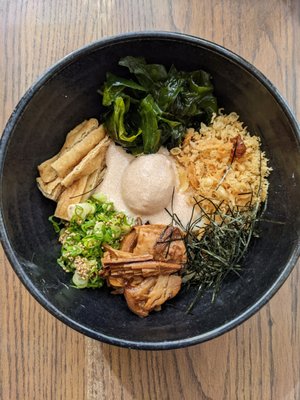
101 56 218 154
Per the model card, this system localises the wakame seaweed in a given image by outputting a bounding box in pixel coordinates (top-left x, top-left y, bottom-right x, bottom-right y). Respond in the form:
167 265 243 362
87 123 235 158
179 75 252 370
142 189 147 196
101 56 218 154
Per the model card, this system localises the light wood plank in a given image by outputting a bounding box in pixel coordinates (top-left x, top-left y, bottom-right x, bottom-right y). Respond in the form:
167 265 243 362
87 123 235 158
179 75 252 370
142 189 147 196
1 1 299 399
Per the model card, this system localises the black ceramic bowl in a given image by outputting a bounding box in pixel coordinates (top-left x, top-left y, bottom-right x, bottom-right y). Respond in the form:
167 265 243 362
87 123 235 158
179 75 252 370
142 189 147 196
1 32 300 350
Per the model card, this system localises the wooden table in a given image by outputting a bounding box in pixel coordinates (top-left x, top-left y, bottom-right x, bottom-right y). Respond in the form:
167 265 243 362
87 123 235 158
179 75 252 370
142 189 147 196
1 1 299 399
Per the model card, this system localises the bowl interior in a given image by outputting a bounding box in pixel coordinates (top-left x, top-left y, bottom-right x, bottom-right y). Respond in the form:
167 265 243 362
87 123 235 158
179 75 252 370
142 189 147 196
1 34 300 349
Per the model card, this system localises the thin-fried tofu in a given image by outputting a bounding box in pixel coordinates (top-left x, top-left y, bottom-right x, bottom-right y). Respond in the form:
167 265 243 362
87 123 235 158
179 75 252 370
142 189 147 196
37 154 59 184
54 175 89 220
36 176 63 201
61 136 110 188
51 123 105 178
61 119 94 150
37 119 97 183
81 167 107 202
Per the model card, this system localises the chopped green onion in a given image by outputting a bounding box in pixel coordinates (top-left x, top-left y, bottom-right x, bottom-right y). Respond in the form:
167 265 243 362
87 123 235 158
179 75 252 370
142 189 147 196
68 202 96 220
72 270 88 288
50 194 133 289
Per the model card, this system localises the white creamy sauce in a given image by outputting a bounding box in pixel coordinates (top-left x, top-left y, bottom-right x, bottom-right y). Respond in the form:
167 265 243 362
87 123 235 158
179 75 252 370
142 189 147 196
96 142 195 227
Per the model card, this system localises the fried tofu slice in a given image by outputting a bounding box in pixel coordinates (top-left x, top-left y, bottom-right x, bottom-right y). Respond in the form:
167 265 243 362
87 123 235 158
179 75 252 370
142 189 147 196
37 119 96 183
62 119 94 150
51 124 105 178
54 165 107 220
61 136 111 188
36 176 63 201
37 154 60 184
37 118 110 221
54 175 89 220
81 167 107 202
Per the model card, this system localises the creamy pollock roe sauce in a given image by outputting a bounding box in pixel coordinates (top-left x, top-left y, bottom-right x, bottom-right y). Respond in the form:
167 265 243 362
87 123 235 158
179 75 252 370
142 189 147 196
97 142 194 226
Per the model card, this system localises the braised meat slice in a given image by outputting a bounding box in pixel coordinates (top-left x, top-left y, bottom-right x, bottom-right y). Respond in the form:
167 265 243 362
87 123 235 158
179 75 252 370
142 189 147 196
152 225 187 263
100 224 186 317
131 224 186 264
124 275 182 317
120 229 138 252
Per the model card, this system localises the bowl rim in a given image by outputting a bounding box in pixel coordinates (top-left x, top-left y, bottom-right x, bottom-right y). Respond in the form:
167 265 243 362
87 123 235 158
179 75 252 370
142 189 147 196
1 31 300 350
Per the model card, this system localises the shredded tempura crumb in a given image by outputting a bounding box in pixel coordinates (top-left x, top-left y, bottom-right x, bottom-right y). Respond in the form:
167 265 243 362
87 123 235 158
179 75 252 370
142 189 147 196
171 112 272 214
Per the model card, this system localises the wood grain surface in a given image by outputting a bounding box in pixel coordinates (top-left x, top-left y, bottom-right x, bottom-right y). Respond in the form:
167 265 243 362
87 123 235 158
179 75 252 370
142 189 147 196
1 1 299 399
